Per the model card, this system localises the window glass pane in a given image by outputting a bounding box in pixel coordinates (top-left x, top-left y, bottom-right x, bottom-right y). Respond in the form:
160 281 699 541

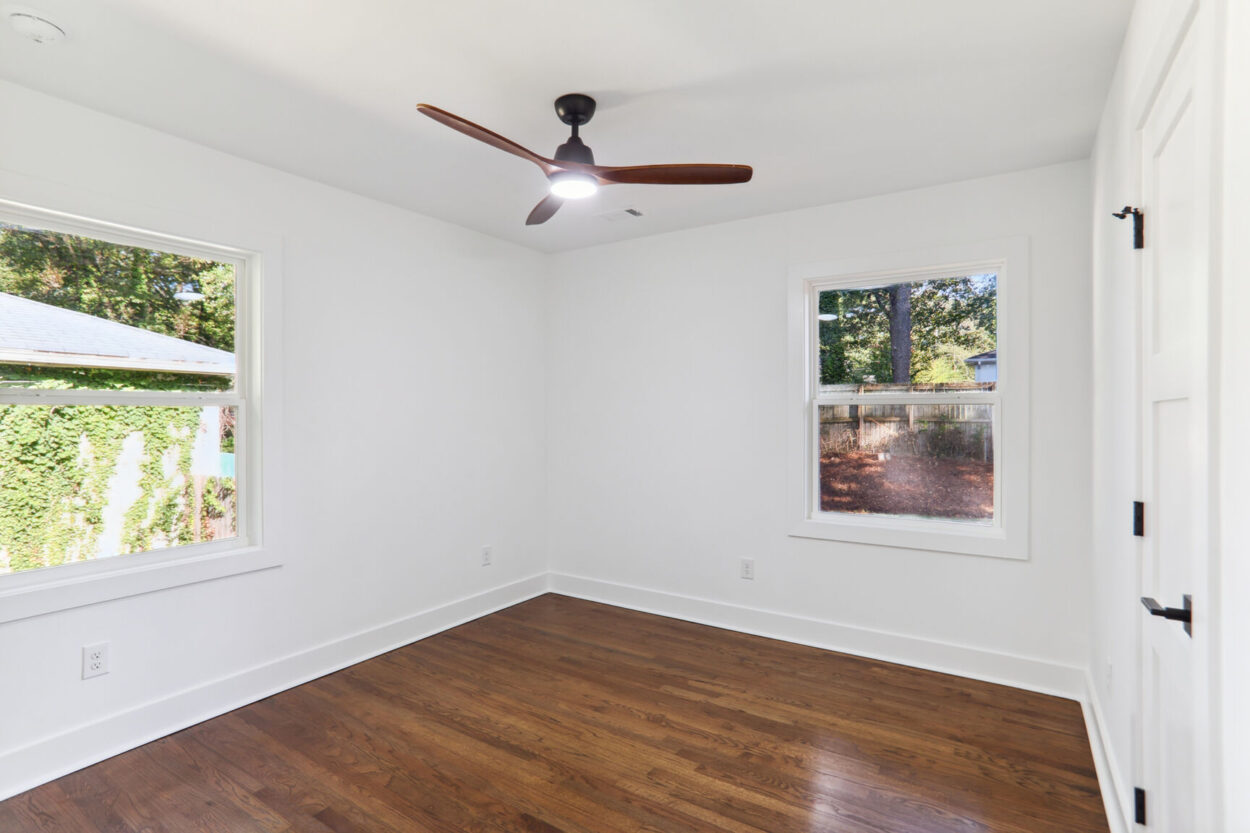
0 404 237 575
818 403 993 523
817 274 996 394
0 223 235 392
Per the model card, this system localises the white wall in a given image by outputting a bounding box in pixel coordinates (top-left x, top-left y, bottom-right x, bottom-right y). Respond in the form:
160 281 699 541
545 161 1093 692
0 80 550 798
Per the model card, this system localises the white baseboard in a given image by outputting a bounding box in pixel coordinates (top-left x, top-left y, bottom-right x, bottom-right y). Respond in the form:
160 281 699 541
0 573 550 802
1082 670 1132 833
549 573 1086 699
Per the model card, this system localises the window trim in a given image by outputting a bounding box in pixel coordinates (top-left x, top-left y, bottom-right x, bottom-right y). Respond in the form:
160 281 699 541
0 196 280 622
787 237 1031 559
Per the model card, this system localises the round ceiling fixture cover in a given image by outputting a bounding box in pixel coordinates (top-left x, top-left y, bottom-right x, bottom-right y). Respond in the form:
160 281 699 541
7 9 66 43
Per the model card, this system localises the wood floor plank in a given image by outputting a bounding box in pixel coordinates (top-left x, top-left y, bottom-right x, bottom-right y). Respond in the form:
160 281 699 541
406 623 1098 831
403 627 1072 833
0 594 1110 833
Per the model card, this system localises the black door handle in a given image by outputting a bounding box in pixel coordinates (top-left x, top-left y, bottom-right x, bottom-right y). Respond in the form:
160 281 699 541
1141 595 1193 636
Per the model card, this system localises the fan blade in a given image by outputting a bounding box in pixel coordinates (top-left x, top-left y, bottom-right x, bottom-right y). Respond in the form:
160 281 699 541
417 104 555 173
526 194 563 225
594 164 752 185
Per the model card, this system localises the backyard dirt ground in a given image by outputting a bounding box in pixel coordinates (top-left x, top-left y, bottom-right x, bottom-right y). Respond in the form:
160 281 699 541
820 451 994 519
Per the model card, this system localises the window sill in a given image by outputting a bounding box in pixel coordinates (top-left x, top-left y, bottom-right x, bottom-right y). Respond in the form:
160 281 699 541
0 543 281 624
788 516 1028 560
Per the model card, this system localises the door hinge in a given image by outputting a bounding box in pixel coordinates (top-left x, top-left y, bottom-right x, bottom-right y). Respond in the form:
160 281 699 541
1113 206 1145 249
1133 501 1145 537
1135 786 1147 825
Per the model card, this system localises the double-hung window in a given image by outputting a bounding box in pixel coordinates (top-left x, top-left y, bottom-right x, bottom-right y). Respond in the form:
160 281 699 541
0 204 257 584
789 239 1030 558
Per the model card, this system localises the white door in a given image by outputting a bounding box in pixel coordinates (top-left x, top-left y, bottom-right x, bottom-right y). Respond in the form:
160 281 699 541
1137 17 1212 832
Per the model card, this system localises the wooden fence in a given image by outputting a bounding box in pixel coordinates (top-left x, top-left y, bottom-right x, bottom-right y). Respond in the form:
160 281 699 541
819 403 993 461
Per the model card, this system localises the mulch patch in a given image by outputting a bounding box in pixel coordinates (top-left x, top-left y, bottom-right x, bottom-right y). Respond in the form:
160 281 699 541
820 451 993 519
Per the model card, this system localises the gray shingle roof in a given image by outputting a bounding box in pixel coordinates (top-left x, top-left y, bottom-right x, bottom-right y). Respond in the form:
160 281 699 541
0 292 234 375
963 349 997 365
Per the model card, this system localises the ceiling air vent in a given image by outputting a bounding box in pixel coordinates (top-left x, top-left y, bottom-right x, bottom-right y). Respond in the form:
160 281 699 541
597 208 644 222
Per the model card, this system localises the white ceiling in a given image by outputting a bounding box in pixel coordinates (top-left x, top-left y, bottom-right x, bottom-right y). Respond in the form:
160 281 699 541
0 0 1132 252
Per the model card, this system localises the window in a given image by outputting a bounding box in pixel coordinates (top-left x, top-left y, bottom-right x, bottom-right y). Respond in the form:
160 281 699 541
789 239 1029 558
0 206 255 581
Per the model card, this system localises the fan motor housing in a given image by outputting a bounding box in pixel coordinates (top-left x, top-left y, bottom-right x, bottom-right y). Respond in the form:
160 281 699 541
554 136 595 165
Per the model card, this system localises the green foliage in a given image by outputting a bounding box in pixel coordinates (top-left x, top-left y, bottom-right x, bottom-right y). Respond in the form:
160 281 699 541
0 224 235 350
819 275 997 385
0 404 210 573
922 418 989 460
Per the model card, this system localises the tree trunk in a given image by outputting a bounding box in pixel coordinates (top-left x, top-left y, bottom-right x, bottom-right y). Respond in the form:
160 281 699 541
887 283 912 384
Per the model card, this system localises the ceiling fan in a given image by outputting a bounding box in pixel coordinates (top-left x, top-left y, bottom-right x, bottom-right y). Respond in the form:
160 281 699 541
416 94 753 225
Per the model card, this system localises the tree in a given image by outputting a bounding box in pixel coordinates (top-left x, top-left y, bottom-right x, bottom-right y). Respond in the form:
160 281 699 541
885 283 911 384
0 225 234 351
818 275 996 386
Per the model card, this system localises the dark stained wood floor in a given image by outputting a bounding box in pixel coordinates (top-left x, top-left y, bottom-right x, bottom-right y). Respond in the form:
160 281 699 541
0 594 1110 833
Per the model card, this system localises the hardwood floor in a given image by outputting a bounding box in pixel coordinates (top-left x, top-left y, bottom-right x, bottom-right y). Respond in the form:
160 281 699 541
0 594 1109 832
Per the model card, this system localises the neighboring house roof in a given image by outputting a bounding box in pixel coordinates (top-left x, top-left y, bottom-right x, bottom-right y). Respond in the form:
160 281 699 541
964 349 997 365
0 292 234 375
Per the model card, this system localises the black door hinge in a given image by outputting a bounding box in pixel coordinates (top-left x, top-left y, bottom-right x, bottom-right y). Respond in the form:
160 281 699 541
1133 501 1145 537
1113 206 1145 249
1135 786 1147 825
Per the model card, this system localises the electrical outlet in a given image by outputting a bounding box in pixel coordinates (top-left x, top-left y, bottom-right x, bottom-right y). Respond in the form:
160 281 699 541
740 558 755 580
82 642 110 679
481 546 492 566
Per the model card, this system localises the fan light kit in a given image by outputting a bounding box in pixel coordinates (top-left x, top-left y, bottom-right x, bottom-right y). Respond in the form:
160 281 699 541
417 93 752 225
6 7 65 43
548 171 598 200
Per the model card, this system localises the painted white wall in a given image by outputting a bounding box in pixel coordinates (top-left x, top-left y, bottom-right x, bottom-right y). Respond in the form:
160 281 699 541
545 161 1093 687
0 80 550 796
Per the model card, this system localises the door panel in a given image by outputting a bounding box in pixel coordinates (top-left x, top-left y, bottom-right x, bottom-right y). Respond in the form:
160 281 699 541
1138 17 1208 831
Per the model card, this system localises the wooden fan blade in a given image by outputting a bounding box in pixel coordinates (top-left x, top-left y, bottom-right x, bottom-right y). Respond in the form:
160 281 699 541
593 164 752 186
526 194 563 225
417 104 555 173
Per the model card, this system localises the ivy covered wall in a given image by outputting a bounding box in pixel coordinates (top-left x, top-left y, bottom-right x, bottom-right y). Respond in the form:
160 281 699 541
0 402 206 573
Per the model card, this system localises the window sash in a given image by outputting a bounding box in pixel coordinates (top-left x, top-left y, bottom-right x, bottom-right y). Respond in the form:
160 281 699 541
813 391 999 406
805 267 1002 402
0 199 256 577
804 261 1003 525
0 389 241 406
0 200 248 398
807 398 1003 530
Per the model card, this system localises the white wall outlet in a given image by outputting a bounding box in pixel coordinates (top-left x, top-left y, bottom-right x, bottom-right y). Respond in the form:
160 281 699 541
740 558 755 580
481 546 492 566
82 642 110 679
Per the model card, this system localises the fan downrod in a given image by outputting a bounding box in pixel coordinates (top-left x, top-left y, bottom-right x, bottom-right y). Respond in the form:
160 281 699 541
554 93 596 127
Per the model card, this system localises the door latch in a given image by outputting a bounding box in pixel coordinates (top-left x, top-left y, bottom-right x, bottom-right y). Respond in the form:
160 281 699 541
1141 595 1192 637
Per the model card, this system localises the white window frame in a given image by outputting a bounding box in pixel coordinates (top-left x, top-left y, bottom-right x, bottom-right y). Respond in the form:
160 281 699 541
787 237 1030 559
0 197 279 622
